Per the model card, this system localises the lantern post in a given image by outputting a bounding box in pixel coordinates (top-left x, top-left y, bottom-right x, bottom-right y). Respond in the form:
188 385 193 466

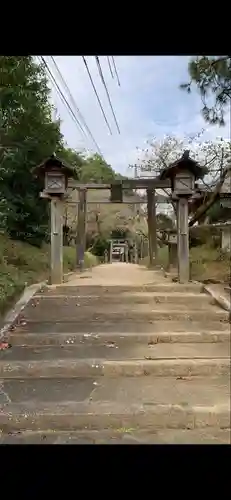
34 154 74 285
166 230 178 271
160 151 205 283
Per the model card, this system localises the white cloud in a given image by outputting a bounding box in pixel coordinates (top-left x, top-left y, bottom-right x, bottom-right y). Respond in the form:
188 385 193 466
46 56 230 176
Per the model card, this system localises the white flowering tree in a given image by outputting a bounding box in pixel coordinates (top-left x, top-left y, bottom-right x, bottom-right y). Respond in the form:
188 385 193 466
132 131 231 225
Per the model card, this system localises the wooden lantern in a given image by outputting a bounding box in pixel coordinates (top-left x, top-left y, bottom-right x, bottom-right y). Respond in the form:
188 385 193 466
174 170 195 196
34 154 75 197
159 150 206 198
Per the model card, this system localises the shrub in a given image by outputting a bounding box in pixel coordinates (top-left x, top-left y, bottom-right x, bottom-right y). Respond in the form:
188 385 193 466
0 234 98 317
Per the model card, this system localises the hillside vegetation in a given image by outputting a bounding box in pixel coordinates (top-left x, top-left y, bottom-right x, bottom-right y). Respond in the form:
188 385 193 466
0 56 144 317
0 234 98 317
141 243 230 283
0 56 140 249
1 56 230 318
0 61 115 317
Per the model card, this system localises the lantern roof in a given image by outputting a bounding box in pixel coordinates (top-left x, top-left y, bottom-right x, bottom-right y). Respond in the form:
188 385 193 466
33 154 76 178
159 150 206 181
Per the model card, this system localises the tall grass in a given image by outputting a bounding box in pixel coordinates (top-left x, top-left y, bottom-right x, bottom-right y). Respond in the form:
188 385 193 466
0 234 98 316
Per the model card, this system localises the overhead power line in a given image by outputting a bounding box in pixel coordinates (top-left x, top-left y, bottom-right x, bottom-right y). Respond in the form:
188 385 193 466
49 56 102 155
107 56 114 79
95 56 120 134
111 57 121 87
38 56 89 152
82 56 113 136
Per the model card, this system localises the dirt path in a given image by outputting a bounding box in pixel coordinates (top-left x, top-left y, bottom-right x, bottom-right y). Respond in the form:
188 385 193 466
0 263 230 444
64 262 165 287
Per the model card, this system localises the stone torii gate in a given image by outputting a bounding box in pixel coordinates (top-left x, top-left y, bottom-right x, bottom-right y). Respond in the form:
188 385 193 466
67 182 172 268
34 151 204 285
69 178 171 270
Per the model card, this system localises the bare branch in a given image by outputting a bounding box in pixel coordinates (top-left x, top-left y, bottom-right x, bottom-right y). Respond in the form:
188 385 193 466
189 166 231 227
210 56 230 67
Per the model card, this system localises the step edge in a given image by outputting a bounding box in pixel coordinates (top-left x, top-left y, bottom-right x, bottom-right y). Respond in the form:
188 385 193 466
1 401 230 415
9 331 230 337
0 357 230 367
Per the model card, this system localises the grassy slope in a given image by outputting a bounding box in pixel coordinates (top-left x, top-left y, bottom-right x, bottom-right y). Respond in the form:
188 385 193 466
142 244 230 283
0 234 98 316
189 245 230 282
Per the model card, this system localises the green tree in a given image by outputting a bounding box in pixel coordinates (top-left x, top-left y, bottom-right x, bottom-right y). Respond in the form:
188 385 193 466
0 56 63 246
80 153 116 183
180 56 231 125
90 236 109 257
60 146 140 248
57 146 85 179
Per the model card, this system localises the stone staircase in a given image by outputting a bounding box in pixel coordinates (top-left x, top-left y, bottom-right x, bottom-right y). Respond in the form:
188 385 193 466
0 267 230 444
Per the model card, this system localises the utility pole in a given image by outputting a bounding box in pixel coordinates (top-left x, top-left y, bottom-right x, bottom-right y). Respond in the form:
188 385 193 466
129 164 139 216
134 164 138 216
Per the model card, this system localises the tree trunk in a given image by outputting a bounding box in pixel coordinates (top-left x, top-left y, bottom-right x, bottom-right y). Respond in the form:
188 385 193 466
189 166 231 227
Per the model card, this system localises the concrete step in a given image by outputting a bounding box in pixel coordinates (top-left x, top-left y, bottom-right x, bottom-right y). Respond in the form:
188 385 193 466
27 298 215 313
1 374 229 435
0 342 229 363
1 399 229 433
12 319 230 334
21 307 229 323
8 330 230 346
0 356 229 378
41 283 203 296
1 428 230 444
1 375 229 405
32 292 213 307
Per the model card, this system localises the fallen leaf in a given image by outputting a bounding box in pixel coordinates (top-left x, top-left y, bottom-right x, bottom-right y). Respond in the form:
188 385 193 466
0 342 12 351
105 342 116 348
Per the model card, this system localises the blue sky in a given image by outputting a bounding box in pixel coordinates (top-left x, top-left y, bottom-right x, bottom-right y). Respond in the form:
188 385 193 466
47 56 230 175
